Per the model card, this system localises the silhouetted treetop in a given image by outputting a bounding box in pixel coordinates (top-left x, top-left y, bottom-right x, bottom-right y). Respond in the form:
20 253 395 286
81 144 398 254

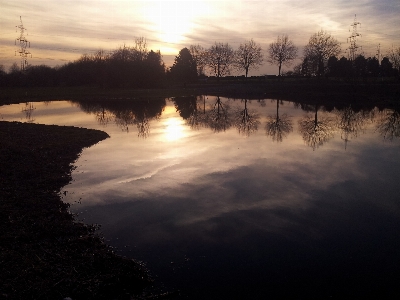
267 35 298 76
304 30 341 76
234 39 264 78
169 48 197 84
206 42 235 79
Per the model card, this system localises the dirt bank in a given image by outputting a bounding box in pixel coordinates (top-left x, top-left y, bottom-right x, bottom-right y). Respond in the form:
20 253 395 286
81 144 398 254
0 121 157 299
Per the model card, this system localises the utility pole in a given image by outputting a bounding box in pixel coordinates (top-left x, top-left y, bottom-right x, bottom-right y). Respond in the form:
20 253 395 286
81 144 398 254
347 14 361 62
15 16 31 71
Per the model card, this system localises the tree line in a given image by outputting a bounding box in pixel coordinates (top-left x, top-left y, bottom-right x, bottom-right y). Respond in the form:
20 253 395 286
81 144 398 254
1 32 400 88
0 37 165 88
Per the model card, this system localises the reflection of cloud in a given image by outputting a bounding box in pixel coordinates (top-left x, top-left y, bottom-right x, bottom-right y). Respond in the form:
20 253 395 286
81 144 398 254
118 162 179 184
134 151 366 228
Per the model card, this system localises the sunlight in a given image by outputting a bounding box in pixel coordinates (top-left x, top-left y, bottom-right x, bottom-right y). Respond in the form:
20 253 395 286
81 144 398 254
164 117 186 141
143 1 211 46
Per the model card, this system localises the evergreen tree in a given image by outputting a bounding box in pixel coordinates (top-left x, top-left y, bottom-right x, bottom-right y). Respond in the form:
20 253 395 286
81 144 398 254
169 47 197 83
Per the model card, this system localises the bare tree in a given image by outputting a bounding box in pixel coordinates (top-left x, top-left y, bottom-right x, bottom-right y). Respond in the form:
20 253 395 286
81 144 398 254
9 62 20 74
387 46 400 75
303 30 341 76
92 49 109 62
189 44 207 76
206 42 235 79
110 37 148 62
267 35 298 76
234 39 264 78
133 36 148 61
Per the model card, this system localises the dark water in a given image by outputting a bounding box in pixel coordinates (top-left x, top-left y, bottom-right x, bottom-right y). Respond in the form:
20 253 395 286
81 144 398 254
2 97 400 299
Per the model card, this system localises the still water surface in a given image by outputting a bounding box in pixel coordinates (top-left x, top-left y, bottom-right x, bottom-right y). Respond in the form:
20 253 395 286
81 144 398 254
1 97 400 299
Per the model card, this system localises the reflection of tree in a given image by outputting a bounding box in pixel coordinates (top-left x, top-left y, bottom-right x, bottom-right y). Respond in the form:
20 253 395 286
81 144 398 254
233 99 260 136
72 98 165 138
114 110 136 132
134 114 151 138
174 95 209 130
174 96 198 120
188 96 209 129
265 100 293 142
21 102 35 123
96 106 114 126
114 108 151 138
206 96 231 132
335 106 372 149
376 108 400 141
298 104 335 150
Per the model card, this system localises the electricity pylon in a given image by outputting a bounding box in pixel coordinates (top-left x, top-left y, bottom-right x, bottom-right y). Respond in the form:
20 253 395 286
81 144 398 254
347 14 361 62
376 43 381 65
15 16 31 71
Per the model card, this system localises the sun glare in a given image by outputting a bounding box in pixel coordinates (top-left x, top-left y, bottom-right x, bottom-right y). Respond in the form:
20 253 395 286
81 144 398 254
143 1 210 47
164 117 186 141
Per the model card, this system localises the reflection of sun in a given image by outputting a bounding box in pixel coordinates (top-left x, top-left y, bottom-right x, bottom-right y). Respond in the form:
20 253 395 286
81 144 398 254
144 1 210 45
164 117 186 141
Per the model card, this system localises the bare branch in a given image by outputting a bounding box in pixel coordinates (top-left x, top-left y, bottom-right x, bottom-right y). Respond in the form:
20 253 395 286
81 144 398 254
267 35 298 76
234 39 264 78
205 42 235 78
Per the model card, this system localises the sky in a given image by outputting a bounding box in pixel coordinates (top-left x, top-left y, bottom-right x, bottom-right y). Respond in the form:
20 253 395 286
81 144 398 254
1 0 399 75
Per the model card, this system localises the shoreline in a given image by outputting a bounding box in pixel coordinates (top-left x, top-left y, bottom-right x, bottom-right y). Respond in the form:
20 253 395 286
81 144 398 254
0 121 161 299
1 79 399 108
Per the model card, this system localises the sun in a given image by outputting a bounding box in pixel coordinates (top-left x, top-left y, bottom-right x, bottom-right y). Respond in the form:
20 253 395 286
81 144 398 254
143 1 211 45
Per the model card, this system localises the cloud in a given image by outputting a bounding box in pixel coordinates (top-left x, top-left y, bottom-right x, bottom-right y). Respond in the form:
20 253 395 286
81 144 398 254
1 0 399 73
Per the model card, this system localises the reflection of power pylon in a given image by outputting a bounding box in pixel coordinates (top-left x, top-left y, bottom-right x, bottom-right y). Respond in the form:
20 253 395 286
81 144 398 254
21 102 35 123
347 14 362 62
15 16 31 71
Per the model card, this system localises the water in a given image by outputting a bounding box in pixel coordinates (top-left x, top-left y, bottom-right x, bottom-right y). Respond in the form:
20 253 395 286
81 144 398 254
1 97 400 299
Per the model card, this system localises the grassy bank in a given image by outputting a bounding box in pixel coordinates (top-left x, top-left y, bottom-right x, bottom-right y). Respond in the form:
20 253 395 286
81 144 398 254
1 78 399 109
0 122 161 299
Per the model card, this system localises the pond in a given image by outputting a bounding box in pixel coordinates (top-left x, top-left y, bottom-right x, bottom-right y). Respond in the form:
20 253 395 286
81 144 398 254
1 97 400 299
